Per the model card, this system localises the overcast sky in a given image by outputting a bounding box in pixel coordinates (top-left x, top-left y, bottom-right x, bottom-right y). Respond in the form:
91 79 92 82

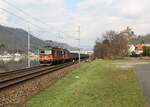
0 0 150 49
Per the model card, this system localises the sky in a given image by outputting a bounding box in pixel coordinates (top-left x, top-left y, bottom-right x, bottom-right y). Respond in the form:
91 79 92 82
0 0 150 50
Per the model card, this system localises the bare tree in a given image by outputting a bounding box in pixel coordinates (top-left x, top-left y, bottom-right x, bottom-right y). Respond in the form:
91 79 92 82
111 33 129 57
94 39 110 59
94 30 129 59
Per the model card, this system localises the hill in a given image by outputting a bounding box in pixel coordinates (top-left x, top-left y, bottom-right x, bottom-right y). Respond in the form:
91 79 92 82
0 25 77 53
45 40 78 51
130 34 150 45
0 25 45 52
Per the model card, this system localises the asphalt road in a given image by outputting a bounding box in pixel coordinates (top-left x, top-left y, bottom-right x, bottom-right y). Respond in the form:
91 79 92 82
135 64 150 104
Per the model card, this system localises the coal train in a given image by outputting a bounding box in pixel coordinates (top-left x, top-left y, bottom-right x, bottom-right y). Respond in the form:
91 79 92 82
39 47 89 65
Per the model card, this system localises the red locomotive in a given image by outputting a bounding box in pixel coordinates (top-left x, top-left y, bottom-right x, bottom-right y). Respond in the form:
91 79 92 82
39 47 70 65
39 47 89 65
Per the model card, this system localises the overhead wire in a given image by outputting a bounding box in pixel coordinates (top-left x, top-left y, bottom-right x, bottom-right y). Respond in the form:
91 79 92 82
0 8 45 30
0 0 78 43
1 0 51 27
2 0 77 33
1 0 74 32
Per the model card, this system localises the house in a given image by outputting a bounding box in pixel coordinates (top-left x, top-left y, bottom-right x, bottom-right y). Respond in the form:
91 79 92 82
128 44 135 56
128 43 148 56
135 44 143 55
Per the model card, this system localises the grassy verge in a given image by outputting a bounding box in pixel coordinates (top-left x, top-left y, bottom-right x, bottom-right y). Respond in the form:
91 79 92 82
26 60 148 107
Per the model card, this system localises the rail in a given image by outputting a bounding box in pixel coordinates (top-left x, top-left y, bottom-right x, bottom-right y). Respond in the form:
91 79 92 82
0 62 75 89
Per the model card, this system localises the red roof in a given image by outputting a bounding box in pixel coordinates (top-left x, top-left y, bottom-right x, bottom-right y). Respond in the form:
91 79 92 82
135 44 143 49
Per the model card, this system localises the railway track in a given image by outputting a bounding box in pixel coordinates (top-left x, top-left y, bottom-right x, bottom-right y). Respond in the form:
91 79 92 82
0 66 45 78
0 62 74 89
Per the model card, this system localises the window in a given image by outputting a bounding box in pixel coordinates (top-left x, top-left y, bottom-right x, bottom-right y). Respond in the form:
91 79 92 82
45 50 52 54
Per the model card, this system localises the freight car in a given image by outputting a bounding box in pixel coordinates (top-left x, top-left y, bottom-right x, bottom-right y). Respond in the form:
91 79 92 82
70 53 89 60
39 47 89 65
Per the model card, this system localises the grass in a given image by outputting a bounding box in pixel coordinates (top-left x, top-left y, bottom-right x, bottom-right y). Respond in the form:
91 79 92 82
26 60 148 107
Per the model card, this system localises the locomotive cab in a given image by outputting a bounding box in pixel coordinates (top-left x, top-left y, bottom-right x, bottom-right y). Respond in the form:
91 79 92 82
39 48 53 65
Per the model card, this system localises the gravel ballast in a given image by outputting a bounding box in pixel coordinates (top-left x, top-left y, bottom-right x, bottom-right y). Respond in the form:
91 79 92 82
0 63 80 107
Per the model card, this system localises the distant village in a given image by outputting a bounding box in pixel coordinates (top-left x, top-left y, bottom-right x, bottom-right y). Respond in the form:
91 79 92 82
128 44 150 56
121 27 150 57
0 27 150 63
94 26 150 59
125 27 150 57
0 51 38 63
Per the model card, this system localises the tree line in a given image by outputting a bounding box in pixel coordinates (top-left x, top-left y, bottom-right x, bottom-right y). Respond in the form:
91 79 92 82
94 31 129 59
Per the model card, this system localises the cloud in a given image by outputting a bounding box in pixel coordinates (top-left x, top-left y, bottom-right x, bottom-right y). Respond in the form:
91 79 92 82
2 0 73 40
118 0 150 18
1 0 150 49
68 0 150 47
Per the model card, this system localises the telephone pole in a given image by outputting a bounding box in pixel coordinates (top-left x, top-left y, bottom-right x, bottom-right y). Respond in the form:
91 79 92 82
78 26 81 65
27 26 30 68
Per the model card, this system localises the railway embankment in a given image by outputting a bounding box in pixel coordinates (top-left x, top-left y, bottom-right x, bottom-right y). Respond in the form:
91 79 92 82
0 62 81 107
26 60 148 107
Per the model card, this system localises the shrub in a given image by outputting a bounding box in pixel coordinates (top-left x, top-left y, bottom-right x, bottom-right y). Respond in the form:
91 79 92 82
143 46 150 56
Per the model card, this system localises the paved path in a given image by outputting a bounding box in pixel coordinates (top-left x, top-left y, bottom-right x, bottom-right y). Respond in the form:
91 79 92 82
135 64 150 104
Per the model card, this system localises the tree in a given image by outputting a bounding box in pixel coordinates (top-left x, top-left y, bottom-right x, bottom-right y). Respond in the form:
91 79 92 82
143 46 150 56
94 30 129 59
94 40 110 59
102 39 110 46
111 33 129 56
0 44 7 52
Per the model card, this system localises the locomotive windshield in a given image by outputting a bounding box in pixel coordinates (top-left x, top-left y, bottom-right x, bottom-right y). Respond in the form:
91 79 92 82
45 50 52 54
40 49 52 54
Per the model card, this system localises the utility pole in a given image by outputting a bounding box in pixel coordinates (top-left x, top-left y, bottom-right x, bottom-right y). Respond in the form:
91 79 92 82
59 31 63 43
27 26 30 68
78 26 81 65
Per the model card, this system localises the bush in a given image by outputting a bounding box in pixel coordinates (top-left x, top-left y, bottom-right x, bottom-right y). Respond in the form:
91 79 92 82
143 46 150 56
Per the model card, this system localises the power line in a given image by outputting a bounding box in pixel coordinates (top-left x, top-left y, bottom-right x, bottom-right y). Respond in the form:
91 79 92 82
27 26 30 68
1 0 77 39
77 26 81 64
1 0 74 32
0 0 79 43
0 8 45 30
1 0 78 36
0 7 75 40
0 7 58 38
1 0 50 27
